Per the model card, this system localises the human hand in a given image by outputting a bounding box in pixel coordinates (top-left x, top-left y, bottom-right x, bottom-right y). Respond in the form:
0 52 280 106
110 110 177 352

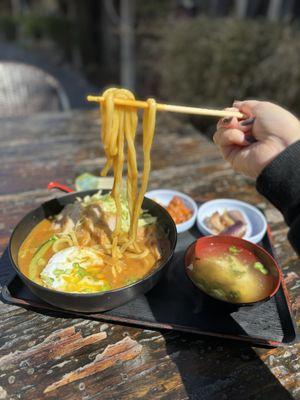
213 100 300 178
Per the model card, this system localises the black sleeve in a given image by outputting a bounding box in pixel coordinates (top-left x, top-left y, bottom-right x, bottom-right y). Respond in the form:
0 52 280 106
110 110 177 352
256 140 300 254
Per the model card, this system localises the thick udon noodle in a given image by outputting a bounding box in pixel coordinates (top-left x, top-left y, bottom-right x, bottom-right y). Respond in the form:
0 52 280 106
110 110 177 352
100 88 156 259
52 88 157 262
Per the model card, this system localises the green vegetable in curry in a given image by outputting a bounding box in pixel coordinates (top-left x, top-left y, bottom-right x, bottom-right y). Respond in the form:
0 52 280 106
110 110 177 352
29 236 57 280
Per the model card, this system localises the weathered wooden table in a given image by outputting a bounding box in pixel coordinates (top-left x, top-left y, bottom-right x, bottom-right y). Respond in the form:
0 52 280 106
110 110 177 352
0 110 299 400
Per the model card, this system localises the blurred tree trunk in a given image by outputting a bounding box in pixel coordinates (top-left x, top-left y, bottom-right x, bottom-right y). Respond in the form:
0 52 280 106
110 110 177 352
101 0 119 82
234 0 248 18
66 1 82 69
267 0 282 21
120 0 135 91
66 0 100 70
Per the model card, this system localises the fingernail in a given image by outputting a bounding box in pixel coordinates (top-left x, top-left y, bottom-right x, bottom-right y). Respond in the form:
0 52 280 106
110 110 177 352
222 117 233 124
241 117 255 126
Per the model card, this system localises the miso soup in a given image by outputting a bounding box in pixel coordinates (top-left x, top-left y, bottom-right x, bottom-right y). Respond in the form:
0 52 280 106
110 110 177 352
187 243 275 303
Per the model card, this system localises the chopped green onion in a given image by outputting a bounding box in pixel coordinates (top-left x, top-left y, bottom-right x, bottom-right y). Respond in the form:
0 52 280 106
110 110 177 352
73 263 87 278
53 268 66 277
40 274 54 286
253 262 269 275
229 246 242 255
98 283 111 292
210 288 226 300
228 290 240 301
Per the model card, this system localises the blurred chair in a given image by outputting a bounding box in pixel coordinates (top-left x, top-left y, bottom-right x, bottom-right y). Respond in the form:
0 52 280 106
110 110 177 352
0 62 70 117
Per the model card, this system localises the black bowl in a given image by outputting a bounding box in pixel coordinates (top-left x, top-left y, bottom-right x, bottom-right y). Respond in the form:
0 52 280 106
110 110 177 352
9 190 177 313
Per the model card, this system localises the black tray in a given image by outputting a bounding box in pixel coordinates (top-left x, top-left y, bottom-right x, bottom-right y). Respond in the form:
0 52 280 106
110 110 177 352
0 225 296 347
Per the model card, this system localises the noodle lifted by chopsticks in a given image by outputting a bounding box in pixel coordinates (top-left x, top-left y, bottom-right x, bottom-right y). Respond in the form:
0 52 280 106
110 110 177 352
100 88 157 258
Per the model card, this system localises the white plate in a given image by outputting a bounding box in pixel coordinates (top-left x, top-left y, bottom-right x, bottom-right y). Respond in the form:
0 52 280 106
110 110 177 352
145 189 197 233
197 198 267 244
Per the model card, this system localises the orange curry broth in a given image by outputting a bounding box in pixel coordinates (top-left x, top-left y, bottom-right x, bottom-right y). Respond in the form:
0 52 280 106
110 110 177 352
18 219 166 291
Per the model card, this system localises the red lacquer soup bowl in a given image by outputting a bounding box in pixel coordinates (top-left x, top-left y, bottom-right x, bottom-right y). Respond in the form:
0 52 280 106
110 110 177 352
184 236 282 307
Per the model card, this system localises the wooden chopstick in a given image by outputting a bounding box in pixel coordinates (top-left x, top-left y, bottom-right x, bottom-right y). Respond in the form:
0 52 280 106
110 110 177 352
87 95 245 119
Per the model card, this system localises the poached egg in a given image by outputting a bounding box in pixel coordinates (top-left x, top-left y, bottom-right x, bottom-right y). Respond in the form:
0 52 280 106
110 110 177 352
40 246 107 293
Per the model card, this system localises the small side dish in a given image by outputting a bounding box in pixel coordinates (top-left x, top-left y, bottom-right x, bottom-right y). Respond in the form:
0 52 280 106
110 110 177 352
197 199 267 243
204 209 247 237
146 189 197 233
164 196 192 225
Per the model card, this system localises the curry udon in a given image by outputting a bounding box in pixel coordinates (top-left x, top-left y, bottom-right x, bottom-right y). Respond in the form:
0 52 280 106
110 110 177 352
18 88 170 293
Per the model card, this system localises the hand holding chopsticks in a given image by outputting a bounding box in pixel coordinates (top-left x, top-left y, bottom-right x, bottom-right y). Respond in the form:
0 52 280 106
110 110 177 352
87 95 245 119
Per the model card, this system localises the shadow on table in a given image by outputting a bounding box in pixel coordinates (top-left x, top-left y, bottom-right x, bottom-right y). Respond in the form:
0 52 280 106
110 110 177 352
159 330 294 400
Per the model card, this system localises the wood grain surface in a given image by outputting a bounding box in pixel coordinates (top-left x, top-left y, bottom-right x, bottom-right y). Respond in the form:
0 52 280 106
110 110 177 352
0 110 299 400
